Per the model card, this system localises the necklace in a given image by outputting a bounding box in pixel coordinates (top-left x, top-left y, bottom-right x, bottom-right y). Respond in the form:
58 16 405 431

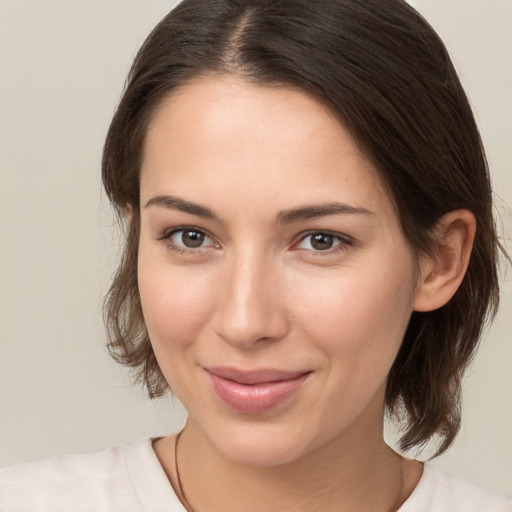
174 429 196 512
174 430 405 512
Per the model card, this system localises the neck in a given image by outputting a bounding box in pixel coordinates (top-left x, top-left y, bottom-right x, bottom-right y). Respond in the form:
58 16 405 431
170 420 406 512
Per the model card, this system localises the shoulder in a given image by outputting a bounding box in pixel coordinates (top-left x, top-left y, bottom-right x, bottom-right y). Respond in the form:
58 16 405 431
0 438 180 511
400 462 512 512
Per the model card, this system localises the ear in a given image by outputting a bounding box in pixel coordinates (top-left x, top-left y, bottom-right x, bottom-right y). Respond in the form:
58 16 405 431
124 203 134 220
413 209 476 312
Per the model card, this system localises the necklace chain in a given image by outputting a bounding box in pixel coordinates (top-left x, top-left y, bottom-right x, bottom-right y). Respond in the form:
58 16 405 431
174 429 196 512
174 430 404 512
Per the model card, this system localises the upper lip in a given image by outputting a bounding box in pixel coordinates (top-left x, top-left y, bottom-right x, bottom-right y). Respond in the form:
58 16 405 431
204 367 310 385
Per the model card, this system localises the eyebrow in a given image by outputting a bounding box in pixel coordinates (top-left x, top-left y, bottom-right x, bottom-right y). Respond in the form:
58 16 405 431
145 195 219 221
145 194 373 223
276 203 374 224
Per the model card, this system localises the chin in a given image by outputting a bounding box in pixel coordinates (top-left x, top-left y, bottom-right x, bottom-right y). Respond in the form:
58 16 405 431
220 436 307 467
196 416 323 468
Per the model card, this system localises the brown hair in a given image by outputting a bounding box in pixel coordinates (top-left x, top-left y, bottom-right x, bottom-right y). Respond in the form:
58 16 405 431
102 0 500 456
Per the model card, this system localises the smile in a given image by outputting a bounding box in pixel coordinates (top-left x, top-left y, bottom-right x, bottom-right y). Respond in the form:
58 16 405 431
204 367 311 414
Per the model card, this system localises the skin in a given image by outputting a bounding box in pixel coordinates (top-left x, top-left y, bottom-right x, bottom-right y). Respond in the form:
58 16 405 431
137 76 475 512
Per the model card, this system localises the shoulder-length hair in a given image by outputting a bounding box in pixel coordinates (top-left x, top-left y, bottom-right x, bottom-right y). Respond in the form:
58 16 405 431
102 0 500 456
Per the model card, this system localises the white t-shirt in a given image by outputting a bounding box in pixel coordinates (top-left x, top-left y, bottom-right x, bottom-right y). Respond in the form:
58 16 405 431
0 438 510 511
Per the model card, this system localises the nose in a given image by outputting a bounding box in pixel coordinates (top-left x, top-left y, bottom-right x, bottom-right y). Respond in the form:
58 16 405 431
213 249 290 349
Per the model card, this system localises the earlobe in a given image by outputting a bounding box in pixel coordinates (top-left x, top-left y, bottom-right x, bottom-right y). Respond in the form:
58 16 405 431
413 209 476 312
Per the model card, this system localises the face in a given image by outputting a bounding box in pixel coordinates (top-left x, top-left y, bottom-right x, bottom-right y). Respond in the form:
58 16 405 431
138 76 421 466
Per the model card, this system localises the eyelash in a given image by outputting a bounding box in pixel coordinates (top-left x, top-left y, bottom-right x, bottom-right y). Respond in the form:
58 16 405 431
156 226 217 256
293 230 353 255
156 227 353 256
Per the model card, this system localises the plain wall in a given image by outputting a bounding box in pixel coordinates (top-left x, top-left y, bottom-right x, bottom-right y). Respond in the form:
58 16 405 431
0 0 511 498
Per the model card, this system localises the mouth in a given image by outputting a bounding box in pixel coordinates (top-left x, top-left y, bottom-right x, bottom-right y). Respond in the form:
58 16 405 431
203 367 312 414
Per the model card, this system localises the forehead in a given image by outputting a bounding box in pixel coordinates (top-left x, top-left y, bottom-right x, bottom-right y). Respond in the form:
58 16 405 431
141 76 393 219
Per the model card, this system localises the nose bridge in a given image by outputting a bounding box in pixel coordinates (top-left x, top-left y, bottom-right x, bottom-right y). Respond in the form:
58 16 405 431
215 244 287 347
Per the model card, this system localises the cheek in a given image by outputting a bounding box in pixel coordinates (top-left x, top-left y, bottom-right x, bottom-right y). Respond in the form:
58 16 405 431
288 259 415 365
137 254 219 394
137 252 216 347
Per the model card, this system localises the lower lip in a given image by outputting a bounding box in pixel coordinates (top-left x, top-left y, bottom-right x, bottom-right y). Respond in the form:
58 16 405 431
205 371 310 414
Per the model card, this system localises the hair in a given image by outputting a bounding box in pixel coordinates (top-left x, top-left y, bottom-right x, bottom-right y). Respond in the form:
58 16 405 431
102 0 500 456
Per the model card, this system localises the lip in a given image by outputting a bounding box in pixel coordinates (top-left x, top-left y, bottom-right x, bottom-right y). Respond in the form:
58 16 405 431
204 367 311 414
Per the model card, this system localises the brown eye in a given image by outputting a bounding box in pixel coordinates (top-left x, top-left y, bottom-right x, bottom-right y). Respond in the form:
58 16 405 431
310 233 335 251
296 232 349 253
181 230 205 248
167 228 214 250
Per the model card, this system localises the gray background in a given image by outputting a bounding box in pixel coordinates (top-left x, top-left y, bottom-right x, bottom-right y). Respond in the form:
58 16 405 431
1 0 511 497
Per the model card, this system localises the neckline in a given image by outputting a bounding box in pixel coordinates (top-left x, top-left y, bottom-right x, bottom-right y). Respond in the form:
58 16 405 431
135 437 430 511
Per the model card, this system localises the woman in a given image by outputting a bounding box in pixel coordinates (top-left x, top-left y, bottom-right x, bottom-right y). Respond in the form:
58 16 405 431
1 0 510 510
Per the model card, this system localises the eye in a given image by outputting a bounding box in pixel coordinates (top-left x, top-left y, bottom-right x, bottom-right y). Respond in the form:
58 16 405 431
157 226 217 253
295 232 351 252
171 228 210 248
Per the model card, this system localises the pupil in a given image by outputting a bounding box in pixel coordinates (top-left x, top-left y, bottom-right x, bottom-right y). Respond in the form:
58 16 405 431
311 233 333 250
182 230 204 248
